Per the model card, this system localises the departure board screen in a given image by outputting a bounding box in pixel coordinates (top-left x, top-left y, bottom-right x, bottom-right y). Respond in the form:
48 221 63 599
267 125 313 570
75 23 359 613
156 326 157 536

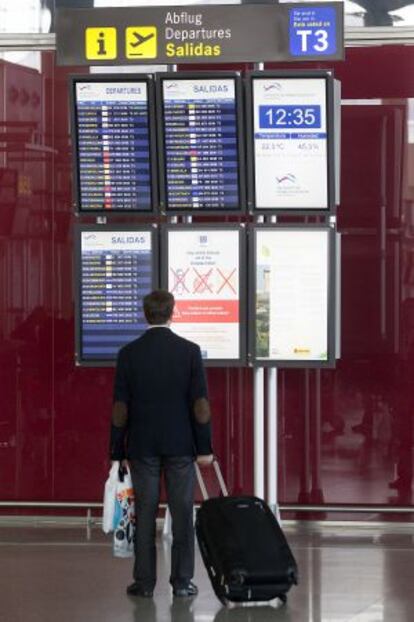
251 76 329 210
77 228 155 363
73 79 153 212
161 77 241 212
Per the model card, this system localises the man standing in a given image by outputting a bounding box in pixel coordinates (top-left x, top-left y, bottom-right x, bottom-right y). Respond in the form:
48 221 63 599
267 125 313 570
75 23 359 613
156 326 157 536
110 290 213 598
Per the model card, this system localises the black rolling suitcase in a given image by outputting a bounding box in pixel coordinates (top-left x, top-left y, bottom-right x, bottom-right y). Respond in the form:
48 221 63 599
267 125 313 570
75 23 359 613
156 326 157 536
195 460 298 605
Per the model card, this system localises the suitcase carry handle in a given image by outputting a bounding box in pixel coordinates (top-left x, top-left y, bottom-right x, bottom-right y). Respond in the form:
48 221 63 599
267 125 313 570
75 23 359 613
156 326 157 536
195 457 229 500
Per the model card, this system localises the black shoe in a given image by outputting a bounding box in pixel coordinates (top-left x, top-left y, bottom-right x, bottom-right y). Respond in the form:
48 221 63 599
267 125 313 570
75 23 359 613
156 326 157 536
126 582 153 598
173 582 199 598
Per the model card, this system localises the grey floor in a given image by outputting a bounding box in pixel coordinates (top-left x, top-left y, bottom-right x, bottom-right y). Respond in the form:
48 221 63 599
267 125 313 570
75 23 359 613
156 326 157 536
1 521 414 622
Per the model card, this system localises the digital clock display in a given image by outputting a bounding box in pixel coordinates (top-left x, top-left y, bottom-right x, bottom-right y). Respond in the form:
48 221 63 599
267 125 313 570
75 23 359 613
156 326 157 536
259 105 321 129
251 76 329 210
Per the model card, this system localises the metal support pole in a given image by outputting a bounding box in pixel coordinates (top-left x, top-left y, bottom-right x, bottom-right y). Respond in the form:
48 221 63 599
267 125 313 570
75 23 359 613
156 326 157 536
298 370 311 503
267 367 280 521
266 215 278 516
252 120 266 499
254 367 265 498
86 508 92 541
312 370 324 504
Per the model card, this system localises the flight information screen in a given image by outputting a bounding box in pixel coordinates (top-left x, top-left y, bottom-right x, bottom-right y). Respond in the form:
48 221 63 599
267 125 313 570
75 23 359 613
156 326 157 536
251 77 329 210
78 229 154 363
254 228 331 364
166 227 242 362
161 77 240 211
73 80 153 212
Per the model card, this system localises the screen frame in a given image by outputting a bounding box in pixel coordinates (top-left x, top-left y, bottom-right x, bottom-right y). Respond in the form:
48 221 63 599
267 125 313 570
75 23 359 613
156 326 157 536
74 223 160 368
69 73 158 215
156 71 246 216
248 223 337 368
246 70 336 216
160 223 247 367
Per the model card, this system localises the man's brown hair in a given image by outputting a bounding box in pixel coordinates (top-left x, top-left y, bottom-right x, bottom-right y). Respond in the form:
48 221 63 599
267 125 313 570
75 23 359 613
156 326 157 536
143 290 175 325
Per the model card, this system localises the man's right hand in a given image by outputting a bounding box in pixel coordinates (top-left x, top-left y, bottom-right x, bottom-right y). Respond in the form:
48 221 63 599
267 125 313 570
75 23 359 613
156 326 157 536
111 459 129 470
196 454 214 466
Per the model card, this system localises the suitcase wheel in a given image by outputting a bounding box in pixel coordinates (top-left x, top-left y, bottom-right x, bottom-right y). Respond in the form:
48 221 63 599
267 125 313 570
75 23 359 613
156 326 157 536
219 597 236 608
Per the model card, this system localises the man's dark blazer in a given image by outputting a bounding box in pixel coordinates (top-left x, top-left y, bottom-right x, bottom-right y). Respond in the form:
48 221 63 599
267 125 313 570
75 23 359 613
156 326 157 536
112 327 212 459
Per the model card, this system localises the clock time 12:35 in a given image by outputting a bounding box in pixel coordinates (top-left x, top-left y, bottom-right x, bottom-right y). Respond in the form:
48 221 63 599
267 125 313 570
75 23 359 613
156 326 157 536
259 105 321 129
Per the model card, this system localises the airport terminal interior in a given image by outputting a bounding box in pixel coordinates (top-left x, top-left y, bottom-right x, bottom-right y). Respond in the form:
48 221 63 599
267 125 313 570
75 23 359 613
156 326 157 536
2 1 414 621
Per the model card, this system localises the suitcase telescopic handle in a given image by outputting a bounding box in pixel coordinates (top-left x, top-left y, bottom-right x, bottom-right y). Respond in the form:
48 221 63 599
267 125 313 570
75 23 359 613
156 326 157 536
195 457 229 500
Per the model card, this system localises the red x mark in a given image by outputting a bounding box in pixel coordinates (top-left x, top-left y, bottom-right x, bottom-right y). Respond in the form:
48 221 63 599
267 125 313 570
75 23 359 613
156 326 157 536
193 268 213 294
216 268 237 295
170 268 190 293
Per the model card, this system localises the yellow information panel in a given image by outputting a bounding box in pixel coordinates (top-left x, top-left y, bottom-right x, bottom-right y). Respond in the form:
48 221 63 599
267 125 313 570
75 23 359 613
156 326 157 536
85 27 117 60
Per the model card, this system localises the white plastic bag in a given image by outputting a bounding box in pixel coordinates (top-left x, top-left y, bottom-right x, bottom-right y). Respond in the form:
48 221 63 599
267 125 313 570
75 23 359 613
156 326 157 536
112 466 135 558
102 462 119 534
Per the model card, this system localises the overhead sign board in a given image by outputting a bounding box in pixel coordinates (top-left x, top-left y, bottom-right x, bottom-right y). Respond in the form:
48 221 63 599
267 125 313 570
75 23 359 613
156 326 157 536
56 3 344 66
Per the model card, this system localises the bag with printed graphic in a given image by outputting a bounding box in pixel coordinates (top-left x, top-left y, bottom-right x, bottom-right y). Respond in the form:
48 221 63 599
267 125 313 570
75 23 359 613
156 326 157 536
102 462 119 534
112 465 135 558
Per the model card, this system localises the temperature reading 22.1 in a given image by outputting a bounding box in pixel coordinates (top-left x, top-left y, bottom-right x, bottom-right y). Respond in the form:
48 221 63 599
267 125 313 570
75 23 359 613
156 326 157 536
259 105 321 129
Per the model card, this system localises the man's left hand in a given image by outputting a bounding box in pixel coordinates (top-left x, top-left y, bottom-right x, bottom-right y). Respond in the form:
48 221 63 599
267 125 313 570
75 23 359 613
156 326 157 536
196 454 214 466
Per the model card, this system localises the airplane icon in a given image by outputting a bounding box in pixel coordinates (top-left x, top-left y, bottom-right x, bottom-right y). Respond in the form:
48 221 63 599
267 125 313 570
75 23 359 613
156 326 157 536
130 31 155 48
126 26 157 58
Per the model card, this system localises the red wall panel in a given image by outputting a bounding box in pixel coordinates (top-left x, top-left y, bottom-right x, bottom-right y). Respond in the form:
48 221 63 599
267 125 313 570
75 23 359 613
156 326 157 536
0 48 413 511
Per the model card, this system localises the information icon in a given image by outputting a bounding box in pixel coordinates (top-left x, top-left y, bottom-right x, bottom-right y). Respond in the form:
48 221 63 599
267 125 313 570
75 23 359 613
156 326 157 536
85 27 117 60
